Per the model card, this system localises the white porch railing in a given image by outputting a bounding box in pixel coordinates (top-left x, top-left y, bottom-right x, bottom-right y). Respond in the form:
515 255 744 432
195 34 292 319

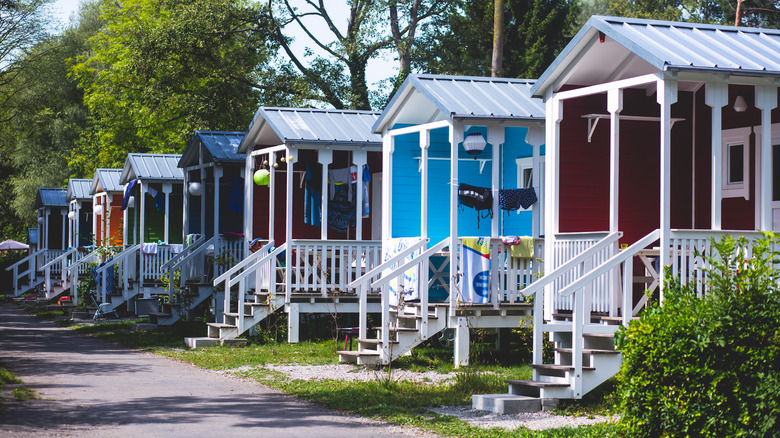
67 248 103 305
215 237 244 278
288 240 383 297
5 248 46 296
95 244 141 304
161 235 208 295
140 245 176 284
41 248 77 297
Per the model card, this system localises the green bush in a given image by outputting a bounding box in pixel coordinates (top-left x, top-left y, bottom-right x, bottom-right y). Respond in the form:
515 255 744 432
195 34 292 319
615 233 780 437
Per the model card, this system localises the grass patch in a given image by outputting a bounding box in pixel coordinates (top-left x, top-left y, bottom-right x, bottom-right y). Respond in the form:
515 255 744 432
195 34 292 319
11 387 38 401
0 365 22 386
160 340 342 370
72 319 206 350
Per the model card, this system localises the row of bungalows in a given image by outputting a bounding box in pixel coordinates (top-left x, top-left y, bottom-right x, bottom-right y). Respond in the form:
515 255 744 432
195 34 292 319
7 15 780 411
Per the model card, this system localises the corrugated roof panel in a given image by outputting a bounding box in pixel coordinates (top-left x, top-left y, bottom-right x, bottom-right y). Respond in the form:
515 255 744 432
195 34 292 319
125 154 183 181
95 168 123 193
67 179 92 201
179 131 245 168
35 188 67 209
262 108 382 144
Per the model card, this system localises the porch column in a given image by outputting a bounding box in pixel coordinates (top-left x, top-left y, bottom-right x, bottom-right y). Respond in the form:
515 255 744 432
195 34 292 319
182 170 189 241
420 129 430 239
543 94 563 322
243 153 254 257
608 89 623 232
45 209 50 249
658 77 678 302
285 148 294 300
705 82 728 230
755 85 778 230
139 181 146 243
318 149 333 240
269 151 276 241
200 167 206 237
526 126 545 238
122 189 128 248
449 121 463 317
214 166 223 237
163 183 172 243
354 149 368 240
487 125 504 239
106 194 113 245
69 202 75 248
61 208 67 250
382 131 394 242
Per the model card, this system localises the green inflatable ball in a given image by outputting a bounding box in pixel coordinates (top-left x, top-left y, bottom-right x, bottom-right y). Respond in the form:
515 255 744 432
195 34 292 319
254 169 270 185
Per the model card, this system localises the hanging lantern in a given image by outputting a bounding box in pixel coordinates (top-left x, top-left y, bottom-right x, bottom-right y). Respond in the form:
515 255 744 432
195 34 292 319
94 204 104 215
463 133 487 159
127 196 136 208
254 169 270 186
37 217 44 224
733 94 748 113
188 182 203 196
67 211 76 220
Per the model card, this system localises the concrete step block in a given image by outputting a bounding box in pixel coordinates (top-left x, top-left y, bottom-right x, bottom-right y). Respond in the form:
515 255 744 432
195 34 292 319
185 337 219 349
472 394 541 414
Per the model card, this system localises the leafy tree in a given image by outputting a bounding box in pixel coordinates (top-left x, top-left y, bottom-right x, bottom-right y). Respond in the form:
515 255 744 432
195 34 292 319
607 0 779 27
415 0 579 79
71 0 300 169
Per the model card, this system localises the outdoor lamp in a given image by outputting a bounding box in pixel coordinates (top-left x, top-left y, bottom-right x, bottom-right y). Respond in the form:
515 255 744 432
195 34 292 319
94 204 104 215
254 169 270 186
463 133 487 159
127 196 135 208
37 217 44 224
67 211 75 220
734 94 748 113
188 182 203 196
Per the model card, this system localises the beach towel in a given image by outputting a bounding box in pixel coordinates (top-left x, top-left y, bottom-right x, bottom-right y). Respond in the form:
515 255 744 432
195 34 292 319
461 237 490 304
384 238 420 305
141 242 158 255
509 236 535 259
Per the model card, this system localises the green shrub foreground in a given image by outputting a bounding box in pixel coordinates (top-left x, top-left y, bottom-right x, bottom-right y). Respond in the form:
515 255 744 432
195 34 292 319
616 233 780 437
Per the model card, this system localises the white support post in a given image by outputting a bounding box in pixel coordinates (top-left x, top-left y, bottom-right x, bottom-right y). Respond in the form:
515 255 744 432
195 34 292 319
755 85 778 231
214 167 223 237
285 148 294 302
658 77 678 302
93 196 98 247
243 153 254 258
122 187 128 248
183 170 189 241
608 88 623 232
200 167 206 237
705 82 728 231
526 126 545 238
105 194 113 246
382 131 394 242
454 316 470 367
318 149 333 240
269 151 276 242
353 149 368 241
163 183 172 243
449 122 463 317
487 125 504 239
419 129 430 239
61 208 67 250
139 181 146 243
287 302 300 343
544 94 563 321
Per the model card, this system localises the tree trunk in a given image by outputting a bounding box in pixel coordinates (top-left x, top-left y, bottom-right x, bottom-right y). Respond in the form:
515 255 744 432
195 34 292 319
735 0 744 26
347 57 371 110
492 0 505 77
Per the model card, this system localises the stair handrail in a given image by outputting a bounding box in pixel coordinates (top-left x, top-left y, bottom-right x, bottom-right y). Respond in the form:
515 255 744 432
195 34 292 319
369 238 448 290
518 231 622 299
558 229 660 298
213 240 274 287
160 234 208 270
40 248 77 270
226 243 285 290
42 248 78 297
5 247 46 272
67 248 103 306
5 248 47 296
95 244 141 304
171 236 215 272
348 237 428 289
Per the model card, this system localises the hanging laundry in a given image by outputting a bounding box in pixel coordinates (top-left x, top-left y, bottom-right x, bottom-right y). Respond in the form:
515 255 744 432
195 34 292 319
328 166 353 200
383 237 420 305
185 234 201 247
458 183 493 227
304 163 322 226
361 165 371 218
461 237 491 304
141 242 158 255
327 183 356 232
509 236 535 259
121 179 138 211
498 187 537 211
170 244 184 254
91 259 114 297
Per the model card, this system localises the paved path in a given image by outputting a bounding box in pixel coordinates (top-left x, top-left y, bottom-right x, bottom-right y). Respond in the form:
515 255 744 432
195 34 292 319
0 304 429 437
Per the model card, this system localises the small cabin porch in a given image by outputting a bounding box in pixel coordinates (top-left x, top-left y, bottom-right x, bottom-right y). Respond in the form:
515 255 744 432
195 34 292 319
194 108 385 347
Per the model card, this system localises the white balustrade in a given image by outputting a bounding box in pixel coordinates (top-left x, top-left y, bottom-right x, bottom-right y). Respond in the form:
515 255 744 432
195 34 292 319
288 240 383 296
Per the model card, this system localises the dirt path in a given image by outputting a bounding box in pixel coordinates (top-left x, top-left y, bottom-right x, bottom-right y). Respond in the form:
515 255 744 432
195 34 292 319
0 304 430 437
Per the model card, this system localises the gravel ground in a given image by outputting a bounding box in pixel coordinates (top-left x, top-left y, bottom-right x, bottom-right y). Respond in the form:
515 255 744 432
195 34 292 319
229 364 617 432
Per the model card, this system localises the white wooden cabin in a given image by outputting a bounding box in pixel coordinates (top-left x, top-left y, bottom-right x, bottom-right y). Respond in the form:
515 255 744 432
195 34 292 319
474 16 780 414
189 108 385 348
340 74 547 367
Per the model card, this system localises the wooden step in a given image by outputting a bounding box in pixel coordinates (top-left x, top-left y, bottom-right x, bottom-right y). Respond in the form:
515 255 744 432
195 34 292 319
554 348 619 355
584 332 615 338
505 379 569 388
337 350 379 358
531 364 595 372
207 322 236 329
395 314 438 320
599 316 639 323
357 338 398 345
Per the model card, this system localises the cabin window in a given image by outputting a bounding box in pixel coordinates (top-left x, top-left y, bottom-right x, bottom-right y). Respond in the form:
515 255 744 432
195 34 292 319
722 127 751 200
515 156 545 236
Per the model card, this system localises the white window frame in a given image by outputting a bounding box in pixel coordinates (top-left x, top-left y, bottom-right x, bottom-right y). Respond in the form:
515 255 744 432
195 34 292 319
515 156 545 237
722 127 751 200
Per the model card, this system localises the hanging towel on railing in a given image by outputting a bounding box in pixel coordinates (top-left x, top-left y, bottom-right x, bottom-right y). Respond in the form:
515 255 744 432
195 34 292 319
170 244 184 254
91 259 114 296
141 242 158 255
185 234 201 247
498 188 537 211
508 236 535 259
461 237 490 304
384 238 420 305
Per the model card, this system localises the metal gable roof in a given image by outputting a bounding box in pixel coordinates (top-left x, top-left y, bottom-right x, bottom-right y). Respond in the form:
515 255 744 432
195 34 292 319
67 179 92 201
373 74 546 133
532 15 780 97
35 188 67 209
238 107 382 153
120 153 184 184
179 131 246 168
90 168 123 195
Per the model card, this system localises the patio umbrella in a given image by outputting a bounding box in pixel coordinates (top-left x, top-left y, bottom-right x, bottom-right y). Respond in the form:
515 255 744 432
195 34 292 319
0 239 29 252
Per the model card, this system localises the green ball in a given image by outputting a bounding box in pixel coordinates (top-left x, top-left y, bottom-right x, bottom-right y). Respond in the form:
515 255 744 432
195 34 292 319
254 169 270 185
